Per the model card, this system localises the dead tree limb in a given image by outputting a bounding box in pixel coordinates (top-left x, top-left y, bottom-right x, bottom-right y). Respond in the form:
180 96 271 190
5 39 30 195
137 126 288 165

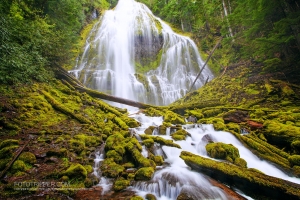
0 138 31 179
189 36 223 92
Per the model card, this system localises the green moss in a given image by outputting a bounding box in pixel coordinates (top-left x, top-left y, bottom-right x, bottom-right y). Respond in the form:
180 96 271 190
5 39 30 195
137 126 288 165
135 167 154 181
0 139 19 149
205 142 240 162
41 90 91 124
47 148 68 157
171 129 189 141
145 194 157 200
0 158 10 171
106 150 123 163
18 152 36 165
84 165 93 173
152 136 181 149
144 126 155 135
11 160 29 174
63 163 87 180
186 109 204 119
69 139 85 154
288 155 300 166
143 138 154 148
164 111 185 124
152 155 164 166
291 140 300 153
158 125 167 135
74 134 101 147
180 151 300 199
234 157 247 168
113 177 130 191
100 158 125 178
105 133 125 150
0 145 19 159
114 116 129 130
126 143 155 168
226 123 240 133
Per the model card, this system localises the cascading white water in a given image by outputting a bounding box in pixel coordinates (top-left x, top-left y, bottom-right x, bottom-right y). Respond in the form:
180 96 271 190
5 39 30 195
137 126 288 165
128 111 300 200
70 0 213 105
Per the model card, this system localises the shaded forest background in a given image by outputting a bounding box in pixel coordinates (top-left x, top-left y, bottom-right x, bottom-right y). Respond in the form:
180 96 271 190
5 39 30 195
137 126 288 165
0 0 299 85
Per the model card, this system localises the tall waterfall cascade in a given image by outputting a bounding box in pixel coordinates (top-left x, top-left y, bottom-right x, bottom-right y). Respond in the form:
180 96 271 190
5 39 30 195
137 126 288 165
70 0 213 105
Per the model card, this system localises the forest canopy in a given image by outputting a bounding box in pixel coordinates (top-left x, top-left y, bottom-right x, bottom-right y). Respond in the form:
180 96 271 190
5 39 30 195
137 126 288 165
0 0 109 84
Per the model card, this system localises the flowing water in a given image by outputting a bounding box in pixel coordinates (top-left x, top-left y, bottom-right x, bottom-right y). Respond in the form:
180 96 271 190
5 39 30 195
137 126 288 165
73 0 300 199
70 0 213 105
125 111 300 199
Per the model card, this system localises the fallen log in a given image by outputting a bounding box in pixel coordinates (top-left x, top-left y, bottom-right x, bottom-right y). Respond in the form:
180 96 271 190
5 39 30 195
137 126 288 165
54 65 159 109
180 151 300 200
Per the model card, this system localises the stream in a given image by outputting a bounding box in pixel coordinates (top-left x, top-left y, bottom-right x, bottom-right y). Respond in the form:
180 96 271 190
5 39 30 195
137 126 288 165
92 108 300 200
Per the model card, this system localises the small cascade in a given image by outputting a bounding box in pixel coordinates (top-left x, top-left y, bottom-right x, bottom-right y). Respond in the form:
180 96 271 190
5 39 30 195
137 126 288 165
70 0 213 105
93 144 113 194
127 111 300 199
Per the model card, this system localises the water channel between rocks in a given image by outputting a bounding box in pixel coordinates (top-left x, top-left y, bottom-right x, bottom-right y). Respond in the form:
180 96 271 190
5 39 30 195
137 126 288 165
92 108 300 200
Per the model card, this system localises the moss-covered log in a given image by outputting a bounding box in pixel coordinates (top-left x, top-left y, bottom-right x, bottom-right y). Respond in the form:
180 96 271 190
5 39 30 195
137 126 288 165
180 151 300 200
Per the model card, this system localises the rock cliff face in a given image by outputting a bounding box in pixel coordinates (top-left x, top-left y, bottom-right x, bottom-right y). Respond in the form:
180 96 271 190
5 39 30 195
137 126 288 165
134 35 164 67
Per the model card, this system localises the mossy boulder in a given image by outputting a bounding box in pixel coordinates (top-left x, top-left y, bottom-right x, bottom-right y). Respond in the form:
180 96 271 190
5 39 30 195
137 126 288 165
205 142 240 163
171 129 190 141
106 150 123 163
134 167 154 181
105 133 125 150
145 194 157 200
144 126 156 135
100 158 125 178
113 177 130 191
63 163 87 180
18 152 36 165
158 125 167 135
164 111 185 124
11 160 29 174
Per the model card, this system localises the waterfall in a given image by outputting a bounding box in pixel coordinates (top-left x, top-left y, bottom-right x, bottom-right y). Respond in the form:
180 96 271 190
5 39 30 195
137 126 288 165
70 0 213 105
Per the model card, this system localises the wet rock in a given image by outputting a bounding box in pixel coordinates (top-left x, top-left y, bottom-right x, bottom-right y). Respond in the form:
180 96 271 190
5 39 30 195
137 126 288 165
223 110 249 123
186 115 197 123
201 134 214 143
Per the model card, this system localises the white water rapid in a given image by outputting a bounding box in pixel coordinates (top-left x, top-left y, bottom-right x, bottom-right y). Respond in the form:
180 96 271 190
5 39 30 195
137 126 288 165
124 110 300 200
70 0 213 105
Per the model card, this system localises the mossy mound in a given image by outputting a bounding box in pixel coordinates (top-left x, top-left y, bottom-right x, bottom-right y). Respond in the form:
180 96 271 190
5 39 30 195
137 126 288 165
18 152 36 165
134 167 154 181
205 142 241 164
63 163 87 181
113 177 130 191
171 129 190 141
100 158 125 178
